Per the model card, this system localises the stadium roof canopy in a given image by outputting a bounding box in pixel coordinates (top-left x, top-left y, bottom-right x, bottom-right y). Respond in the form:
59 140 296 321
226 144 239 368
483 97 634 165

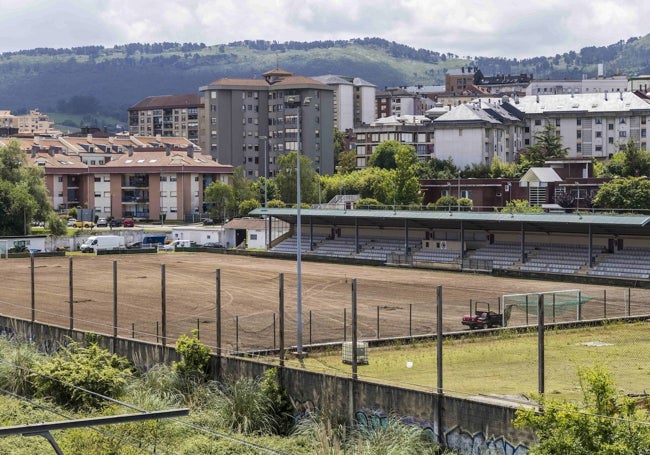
250 208 650 237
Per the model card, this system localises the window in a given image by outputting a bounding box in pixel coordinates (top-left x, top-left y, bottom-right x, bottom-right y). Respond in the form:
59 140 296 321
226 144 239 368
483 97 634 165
576 118 582 126
250 233 257 240
620 118 626 124
577 144 582 152
160 176 167 182
555 119 560 127
577 131 581 139
534 119 542 126
94 177 101 182
619 131 627 137
608 123 614 130
596 131 602 138
595 118 602 124
58 177 63 182
609 137 614 144
595 145 603 152
94 192 101 197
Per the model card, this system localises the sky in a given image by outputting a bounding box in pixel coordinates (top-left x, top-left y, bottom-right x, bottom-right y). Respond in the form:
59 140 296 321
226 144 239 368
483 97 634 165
0 0 648 59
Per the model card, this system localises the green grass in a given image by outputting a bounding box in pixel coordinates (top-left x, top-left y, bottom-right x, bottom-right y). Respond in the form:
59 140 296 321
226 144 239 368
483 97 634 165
290 321 650 402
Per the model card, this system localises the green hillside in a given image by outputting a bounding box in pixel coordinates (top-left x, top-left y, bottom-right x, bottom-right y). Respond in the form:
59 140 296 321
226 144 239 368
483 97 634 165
1 36 649 124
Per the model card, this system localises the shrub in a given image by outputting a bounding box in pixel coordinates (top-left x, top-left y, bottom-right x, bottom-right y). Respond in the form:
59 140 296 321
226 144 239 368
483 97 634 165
31 341 133 410
0 337 43 396
174 329 211 382
214 375 275 435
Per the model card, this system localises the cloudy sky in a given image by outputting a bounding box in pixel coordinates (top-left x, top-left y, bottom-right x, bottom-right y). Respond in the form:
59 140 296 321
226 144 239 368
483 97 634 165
0 0 647 59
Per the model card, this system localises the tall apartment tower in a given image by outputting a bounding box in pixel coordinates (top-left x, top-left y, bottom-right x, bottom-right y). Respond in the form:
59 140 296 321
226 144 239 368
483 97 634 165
128 94 205 146
199 68 335 178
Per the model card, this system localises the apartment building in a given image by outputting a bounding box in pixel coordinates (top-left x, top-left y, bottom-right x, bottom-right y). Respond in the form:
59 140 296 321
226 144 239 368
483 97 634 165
128 94 205 145
525 76 628 96
433 99 524 168
311 75 376 129
508 92 650 158
0 109 56 135
353 115 435 168
6 134 231 221
375 87 435 119
199 68 335 178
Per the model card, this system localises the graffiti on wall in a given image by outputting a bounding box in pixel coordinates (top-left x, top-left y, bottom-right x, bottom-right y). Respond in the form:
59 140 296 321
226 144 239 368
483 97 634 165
444 425 529 455
353 408 529 455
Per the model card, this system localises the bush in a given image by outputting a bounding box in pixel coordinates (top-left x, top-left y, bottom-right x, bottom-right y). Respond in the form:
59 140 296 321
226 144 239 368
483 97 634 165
174 330 211 382
0 337 43 396
31 341 133 410
214 375 275 435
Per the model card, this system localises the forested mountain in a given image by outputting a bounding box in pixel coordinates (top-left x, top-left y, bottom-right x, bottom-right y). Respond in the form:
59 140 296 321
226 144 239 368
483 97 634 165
1 35 649 123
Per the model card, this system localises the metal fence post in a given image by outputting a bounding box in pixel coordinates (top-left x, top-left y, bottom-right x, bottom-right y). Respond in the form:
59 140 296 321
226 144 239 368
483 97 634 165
538 293 545 397
112 261 118 353
69 257 74 331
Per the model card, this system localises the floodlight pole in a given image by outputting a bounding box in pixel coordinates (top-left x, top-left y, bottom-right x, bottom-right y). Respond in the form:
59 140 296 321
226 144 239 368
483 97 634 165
260 135 269 250
286 95 311 357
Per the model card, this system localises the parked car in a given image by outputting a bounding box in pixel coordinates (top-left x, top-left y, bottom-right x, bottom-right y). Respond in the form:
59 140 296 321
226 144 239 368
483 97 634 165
162 239 192 250
461 310 503 330
72 220 95 229
201 242 224 249
96 217 108 227
122 218 135 228
67 218 77 227
109 218 123 227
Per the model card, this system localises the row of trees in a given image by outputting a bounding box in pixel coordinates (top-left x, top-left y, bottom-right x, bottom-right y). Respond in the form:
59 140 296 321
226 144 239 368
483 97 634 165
203 123 650 221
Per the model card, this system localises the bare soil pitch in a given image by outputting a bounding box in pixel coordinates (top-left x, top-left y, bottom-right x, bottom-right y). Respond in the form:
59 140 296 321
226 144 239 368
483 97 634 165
0 252 646 352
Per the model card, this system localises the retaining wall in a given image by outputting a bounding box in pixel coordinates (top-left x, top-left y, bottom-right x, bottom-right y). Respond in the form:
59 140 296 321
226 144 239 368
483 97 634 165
0 315 532 454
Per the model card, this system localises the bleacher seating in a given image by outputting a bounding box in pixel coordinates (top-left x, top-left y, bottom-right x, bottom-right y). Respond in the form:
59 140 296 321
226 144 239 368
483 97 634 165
465 242 528 269
587 247 650 279
519 243 598 274
270 234 326 255
354 238 420 262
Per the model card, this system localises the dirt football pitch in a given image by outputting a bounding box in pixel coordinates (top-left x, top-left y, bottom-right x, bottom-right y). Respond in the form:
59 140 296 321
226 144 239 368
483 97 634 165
1 252 649 353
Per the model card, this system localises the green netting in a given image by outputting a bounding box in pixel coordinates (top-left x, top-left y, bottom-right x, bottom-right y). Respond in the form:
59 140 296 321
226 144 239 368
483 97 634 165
502 289 594 318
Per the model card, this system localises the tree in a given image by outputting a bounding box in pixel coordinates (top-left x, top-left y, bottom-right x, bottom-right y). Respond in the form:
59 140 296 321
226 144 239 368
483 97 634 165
0 140 58 236
368 140 400 169
251 177 279 204
204 181 233 222
230 166 256 212
336 149 357 174
499 199 544 213
518 123 569 172
415 156 459 179
603 140 650 178
274 151 318 204
393 144 421 206
593 177 650 211
514 364 650 454
238 198 261 216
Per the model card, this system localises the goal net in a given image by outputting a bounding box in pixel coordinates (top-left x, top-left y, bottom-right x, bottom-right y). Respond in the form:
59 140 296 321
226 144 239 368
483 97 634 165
501 289 594 320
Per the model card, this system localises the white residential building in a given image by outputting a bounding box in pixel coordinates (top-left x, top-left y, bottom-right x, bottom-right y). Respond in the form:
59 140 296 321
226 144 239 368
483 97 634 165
510 92 650 158
432 100 523 168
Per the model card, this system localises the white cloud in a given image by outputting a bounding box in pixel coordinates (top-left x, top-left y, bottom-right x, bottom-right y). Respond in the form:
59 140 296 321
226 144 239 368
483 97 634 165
0 0 647 59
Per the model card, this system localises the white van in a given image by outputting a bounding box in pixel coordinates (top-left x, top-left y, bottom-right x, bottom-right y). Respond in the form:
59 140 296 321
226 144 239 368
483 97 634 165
162 239 191 251
80 235 125 253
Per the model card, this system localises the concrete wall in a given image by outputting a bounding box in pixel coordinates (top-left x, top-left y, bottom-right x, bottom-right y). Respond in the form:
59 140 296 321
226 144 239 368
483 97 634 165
0 315 532 454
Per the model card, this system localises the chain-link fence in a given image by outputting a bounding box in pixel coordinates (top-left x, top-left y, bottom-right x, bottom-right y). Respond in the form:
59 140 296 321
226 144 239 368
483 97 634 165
2 253 650 399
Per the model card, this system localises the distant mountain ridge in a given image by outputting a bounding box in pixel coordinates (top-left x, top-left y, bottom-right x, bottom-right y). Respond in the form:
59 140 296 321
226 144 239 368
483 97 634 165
1 36 648 123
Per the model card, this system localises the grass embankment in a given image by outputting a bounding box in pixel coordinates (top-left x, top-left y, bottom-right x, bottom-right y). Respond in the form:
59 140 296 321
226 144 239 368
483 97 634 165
292 321 650 403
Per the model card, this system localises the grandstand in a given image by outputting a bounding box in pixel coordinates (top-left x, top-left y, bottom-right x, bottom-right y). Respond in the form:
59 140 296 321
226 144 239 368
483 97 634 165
254 208 650 281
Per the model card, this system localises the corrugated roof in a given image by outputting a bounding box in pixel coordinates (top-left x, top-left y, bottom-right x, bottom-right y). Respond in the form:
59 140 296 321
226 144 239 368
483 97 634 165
128 94 202 110
251 207 650 237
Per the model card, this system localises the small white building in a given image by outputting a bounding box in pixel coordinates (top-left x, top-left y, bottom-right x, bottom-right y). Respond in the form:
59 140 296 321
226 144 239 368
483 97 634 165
170 225 225 246
0 235 48 254
223 218 268 249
